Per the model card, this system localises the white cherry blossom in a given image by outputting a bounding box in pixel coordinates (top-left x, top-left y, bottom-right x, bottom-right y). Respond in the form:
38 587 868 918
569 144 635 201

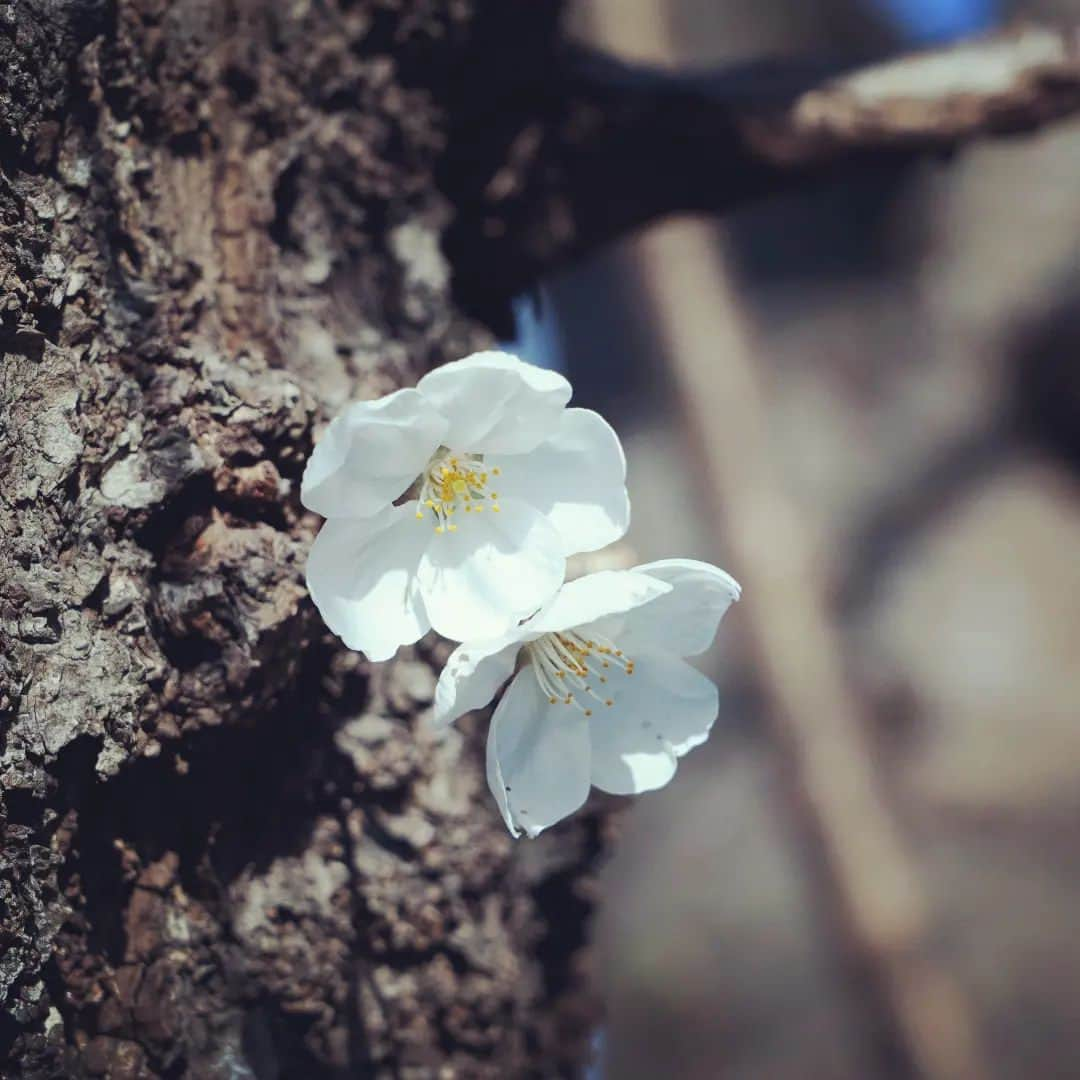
432 560 741 837
302 351 630 659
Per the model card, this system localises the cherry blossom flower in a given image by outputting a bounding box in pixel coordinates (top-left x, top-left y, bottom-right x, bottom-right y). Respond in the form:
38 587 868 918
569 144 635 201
432 560 741 837
301 351 630 659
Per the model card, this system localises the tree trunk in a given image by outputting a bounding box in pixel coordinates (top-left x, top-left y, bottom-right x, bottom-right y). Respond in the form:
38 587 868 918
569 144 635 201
0 2 600 1076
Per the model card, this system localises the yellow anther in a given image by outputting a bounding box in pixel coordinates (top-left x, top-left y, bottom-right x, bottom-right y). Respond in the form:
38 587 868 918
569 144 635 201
527 629 634 713
491 504 500 513
415 511 424 520
492 467 501 475
435 525 445 534
549 696 558 705
452 478 467 494
448 523 458 532
474 506 484 513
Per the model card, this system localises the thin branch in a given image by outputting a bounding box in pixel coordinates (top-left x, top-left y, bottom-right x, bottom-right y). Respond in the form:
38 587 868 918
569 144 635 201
635 219 988 1080
743 25 1080 158
444 23 1080 331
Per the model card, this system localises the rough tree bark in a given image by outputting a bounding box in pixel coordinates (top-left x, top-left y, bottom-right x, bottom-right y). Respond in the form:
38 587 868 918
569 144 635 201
1 3 601 1077
3 2 1080 1077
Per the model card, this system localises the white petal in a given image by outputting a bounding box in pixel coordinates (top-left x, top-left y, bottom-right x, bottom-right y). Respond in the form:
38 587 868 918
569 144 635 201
486 408 630 555
415 351 571 455
305 504 430 661
588 650 719 795
527 569 670 636
486 668 592 838
432 632 526 730
618 559 741 658
417 496 564 642
301 389 447 519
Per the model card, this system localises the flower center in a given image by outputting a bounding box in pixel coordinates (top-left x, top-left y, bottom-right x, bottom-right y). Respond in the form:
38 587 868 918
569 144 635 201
414 449 501 534
525 630 635 716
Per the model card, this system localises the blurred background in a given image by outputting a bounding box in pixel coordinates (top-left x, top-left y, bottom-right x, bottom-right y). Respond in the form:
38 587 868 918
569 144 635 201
515 0 1080 1076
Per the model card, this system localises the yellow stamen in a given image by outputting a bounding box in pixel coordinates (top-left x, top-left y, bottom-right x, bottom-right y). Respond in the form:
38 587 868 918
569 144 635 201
414 448 507 534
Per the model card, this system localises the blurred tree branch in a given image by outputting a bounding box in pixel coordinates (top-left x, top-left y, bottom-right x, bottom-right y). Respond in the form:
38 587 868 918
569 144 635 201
445 24 1080 331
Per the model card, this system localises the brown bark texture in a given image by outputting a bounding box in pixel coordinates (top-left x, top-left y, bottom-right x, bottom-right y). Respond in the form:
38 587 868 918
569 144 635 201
1 2 601 1077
